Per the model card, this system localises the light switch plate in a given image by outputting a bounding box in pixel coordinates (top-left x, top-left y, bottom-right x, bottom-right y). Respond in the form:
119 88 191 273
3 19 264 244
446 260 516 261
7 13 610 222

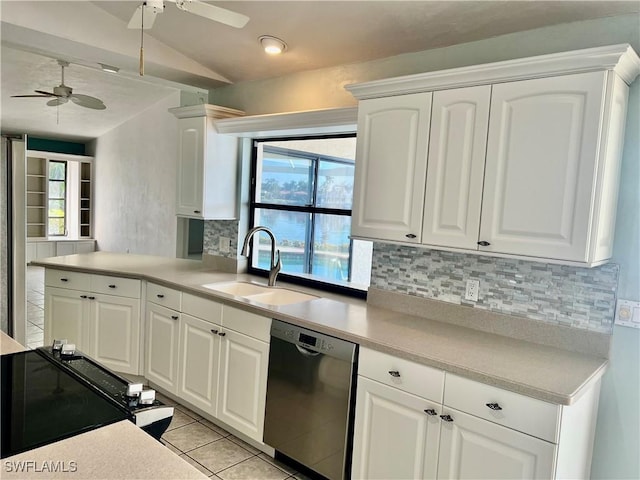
614 299 640 329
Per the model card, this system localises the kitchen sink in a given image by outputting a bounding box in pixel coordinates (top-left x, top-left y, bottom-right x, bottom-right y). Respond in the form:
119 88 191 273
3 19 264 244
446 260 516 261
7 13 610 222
201 281 318 306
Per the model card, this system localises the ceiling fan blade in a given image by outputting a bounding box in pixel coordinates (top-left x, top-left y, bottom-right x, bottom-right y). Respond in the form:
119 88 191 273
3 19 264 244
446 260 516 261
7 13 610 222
174 0 249 28
47 97 69 107
70 94 107 110
11 94 52 98
34 90 59 97
128 3 160 29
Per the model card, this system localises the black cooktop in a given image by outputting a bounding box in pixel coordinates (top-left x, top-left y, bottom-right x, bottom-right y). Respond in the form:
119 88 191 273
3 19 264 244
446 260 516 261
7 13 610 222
0 349 128 458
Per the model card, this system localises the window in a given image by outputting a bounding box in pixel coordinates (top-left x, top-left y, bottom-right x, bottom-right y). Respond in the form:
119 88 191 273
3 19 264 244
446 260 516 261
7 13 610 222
48 160 66 236
249 136 372 294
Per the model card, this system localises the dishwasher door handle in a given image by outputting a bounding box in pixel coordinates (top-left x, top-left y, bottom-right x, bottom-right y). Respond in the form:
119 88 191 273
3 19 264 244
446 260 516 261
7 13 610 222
295 344 321 357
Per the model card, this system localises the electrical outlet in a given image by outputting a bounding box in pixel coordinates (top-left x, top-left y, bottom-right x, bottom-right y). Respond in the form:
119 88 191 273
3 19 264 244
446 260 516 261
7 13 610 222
465 279 480 302
219 236 231 253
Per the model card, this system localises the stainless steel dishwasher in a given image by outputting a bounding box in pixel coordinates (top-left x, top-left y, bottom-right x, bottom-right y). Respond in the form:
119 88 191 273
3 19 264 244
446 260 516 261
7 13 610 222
264 319 358 480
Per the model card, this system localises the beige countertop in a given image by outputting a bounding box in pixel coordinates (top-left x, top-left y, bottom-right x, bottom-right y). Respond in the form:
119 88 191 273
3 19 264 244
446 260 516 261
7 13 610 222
31 251 609 405
1 331 28 354
1 421 207 479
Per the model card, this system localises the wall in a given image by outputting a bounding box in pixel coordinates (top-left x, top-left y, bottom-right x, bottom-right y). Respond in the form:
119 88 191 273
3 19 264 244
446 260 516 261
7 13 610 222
210 14 640 478
88 91 180 257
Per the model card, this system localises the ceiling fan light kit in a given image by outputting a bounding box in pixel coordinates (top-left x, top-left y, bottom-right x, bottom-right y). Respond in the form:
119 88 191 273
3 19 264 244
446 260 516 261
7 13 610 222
259 35 287 55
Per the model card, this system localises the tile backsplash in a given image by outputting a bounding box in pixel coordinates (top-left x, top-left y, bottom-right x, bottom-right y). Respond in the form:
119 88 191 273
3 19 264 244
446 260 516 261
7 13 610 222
203 220 239 258
371 243 618 333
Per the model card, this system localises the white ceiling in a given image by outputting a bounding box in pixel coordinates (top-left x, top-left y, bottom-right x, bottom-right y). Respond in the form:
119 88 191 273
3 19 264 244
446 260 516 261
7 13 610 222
1 1 639 142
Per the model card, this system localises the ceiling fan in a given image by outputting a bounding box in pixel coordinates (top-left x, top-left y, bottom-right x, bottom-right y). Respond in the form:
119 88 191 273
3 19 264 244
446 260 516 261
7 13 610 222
128 0 250 30
11 60 107 110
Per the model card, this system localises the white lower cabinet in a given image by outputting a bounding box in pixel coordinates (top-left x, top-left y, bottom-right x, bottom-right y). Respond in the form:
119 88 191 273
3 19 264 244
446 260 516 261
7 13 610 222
44 285 89 350
437 407 555 480
145 303 181 394
353 348 601 480
217 326 269 441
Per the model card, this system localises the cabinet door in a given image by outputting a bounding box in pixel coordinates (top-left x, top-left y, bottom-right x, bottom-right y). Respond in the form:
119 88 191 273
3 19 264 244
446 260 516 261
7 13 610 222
480 71 607 261
90 295 140 374
422 86 491 249
352 93 432 243
176 116 205 217
217 328 269 441
145 303 180 394
437 408 556 480
44 287 89 350
177 314 221 415
352 376 440 480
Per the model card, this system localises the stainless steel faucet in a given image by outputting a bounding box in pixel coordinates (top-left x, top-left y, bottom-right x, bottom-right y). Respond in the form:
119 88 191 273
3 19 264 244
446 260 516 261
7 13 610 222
241 226 282 287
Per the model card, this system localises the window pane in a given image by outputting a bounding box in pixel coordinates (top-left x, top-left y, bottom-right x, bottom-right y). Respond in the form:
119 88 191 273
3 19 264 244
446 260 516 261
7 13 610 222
48 200 65 217
257 152 313 206
312 214 351 282
49 181 65 198
48 218 65 236
49 162 66 180
252 208 311 274
317 160 355 209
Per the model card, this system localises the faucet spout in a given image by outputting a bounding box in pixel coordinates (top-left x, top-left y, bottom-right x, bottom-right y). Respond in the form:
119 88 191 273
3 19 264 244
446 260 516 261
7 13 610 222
241 226 282 287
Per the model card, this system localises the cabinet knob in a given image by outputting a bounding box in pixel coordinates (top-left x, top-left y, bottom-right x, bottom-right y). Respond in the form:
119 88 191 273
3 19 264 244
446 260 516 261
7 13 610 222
424 409 438 416
218 331 226 337
405 234 417 239
440 414 454 422
60 278 68 282
194 210 201 214
388 370 401 378
108 284 116 289
156 294 165 299
477 241 491 247
211 329 219 335
486 403 503 411
171 315 179 320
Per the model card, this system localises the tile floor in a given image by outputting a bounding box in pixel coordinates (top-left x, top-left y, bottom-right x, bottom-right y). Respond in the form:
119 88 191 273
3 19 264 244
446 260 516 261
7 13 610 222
26 266 45 349
26 266 313 480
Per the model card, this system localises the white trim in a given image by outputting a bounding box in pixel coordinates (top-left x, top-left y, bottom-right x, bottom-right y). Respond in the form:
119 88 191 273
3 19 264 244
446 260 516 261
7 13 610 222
26 150 93 162
214 107 358 138
169 104 245 120
346 44 640 100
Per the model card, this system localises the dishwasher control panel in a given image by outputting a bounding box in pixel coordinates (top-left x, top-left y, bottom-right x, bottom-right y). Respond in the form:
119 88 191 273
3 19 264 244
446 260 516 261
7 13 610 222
271 319 355 362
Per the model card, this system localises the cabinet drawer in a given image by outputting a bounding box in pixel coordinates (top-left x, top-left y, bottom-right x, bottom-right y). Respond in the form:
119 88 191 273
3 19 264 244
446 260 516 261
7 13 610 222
91 275 141 298
444 374 560 442
358 347 444 403
222 306 271 342
147 282 182 311
45 269 91 290
182 293 222 325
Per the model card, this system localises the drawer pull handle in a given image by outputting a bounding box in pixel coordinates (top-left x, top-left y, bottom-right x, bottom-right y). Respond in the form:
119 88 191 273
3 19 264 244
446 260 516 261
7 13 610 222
60 278 68 282
218 332 226 337
156 294 165 298
405 234 416 239
108 284 117 289
486 403 503 411
171 315 179 320
211 329 219 335
88 296 95 300
80 295 87 299
424 409 438 416
440 414 454 422
477 241 491 247
194 210 201 214
388 370 401 378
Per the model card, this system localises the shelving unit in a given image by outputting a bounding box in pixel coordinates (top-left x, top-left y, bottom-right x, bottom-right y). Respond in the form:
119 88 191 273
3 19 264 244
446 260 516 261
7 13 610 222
80 162 92 238
26 156 47 239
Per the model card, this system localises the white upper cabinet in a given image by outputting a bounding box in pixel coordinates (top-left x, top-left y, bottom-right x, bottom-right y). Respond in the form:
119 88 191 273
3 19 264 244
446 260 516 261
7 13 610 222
351 93 432 243
422 85 491 249
480 71 613 262
170 104 244 220
347 44 640 266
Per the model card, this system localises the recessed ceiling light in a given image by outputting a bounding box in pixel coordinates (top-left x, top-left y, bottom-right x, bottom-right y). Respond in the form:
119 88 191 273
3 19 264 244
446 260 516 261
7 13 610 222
99 63 120 73
259 35 287 55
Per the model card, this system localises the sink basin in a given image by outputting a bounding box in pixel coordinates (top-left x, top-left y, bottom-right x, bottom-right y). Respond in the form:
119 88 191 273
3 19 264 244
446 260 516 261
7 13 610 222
202 281 269 296
201 281 318 306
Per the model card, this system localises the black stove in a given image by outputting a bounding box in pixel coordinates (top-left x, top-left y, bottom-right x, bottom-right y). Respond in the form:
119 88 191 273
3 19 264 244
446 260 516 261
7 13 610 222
1 347 173 459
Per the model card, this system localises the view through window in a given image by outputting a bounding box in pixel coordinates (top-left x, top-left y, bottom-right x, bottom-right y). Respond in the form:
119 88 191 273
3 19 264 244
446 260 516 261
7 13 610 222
48 160 66 236
250 136 372 292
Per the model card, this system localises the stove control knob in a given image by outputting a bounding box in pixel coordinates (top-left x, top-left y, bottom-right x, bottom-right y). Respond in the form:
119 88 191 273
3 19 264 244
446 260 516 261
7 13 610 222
126 383 144 397
139 389 156 405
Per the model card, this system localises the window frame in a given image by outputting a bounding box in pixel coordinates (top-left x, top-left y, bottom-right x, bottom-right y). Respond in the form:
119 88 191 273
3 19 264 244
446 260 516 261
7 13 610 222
248 134 366 298
47 160 67 237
